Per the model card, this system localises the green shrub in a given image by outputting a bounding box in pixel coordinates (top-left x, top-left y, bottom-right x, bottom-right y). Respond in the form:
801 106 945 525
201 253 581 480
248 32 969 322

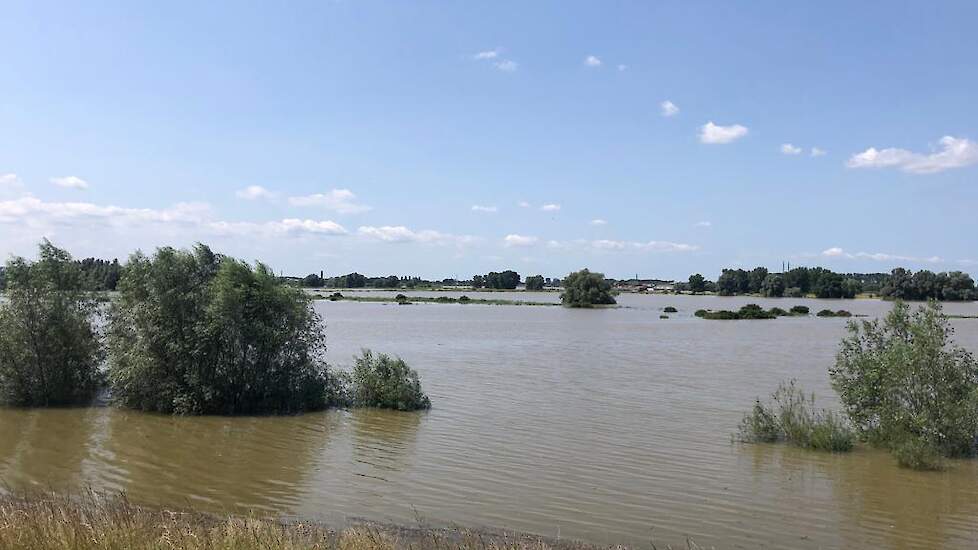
834 309 852 317
831 300 978 463
663 306 678 313
659 314 669 319
351 349 430 411
816 309 836 317
694 309 708 318
738 380 855 453
394 293 408 302
107 244 338 415
785 287 804 298
560 269 616 308
458 295 471 303
790 305 810 315
892 437 944 471
768 307 789 316
329 292 343 301
0 241 103 406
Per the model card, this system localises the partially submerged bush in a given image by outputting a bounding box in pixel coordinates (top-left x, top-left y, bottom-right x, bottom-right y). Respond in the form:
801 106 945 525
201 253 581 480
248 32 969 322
816 309 835 317
663 306 678 313
0 241 103 406
738 380 854 452
351 349 431 411
560 269 616 308
789 305 810 315
694 309 708 318
107 244 338 415
831 301 978 467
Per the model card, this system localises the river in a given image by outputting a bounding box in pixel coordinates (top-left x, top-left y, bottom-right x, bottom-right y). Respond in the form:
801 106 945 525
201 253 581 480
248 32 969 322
2 293 977 549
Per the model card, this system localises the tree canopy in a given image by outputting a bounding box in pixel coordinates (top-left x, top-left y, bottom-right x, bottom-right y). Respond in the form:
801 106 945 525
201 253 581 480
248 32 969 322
107 244 338 415
0 241 103 406
560 269 616 307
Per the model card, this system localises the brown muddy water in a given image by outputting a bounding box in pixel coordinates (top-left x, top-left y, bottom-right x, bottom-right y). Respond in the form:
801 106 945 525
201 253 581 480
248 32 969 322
2 294 978 549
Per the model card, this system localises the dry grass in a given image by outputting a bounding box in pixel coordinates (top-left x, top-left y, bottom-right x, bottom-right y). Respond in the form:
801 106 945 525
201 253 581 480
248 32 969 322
0 492 701 550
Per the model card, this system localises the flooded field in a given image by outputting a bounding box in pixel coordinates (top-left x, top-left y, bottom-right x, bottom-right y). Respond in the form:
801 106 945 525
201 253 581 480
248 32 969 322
2 294 977 549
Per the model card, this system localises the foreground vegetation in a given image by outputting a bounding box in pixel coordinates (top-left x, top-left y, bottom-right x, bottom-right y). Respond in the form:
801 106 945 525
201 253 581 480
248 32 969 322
0 492 622 550
0 241 103 406
738 381 855 452
0 242 430 415
831 301 978 469
740 301 978 470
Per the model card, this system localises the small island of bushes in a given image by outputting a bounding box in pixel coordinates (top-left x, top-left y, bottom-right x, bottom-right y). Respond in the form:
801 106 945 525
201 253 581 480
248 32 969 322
0 241 431 414
739 301 978 470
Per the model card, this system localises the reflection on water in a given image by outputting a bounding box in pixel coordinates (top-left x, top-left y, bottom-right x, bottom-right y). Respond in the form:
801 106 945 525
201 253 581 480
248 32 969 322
1 294 978 549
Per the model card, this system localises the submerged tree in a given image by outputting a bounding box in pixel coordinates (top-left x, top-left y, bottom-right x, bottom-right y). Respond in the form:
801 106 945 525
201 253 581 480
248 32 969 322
830 301 978 467
0 240 103 406
560 269 616 307
107 244 339 415
351 349 430 411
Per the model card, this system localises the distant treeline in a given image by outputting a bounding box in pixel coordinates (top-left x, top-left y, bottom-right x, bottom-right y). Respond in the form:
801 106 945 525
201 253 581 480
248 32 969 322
298 270 559 291
677 266 976 301
0 257 121 292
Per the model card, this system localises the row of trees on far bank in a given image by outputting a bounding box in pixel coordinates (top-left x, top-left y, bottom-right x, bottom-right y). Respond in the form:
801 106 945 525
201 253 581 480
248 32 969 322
0 241 430 414
297 270 559 291
0 256 122 292
678 266 976 301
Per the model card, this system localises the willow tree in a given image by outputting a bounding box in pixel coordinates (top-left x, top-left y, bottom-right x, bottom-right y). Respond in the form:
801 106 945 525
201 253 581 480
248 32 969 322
107 244 338 415
0 241 103 406
560 269 616 308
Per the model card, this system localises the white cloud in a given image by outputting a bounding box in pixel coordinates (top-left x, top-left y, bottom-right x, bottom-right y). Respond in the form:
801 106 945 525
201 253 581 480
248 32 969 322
780 144 802 155
0 173 20 187
288 189 370 214
846 136 978 174
235 185 276 200
473 49 499 60
472 205 498 213
699 121 749 144
0 173 24 198
357 225 474 246
540 203 561 212
660 100 679 117
694 221 712 228
810 147 826 157
0 196 211 226
51 176 89 190
584 55 602 67
503 234 538 247
589 218 607 226
211 218 347 237
584 239 698 253
821 247 942 263
494 60 518 72
517 201 531 208
617 64 628 72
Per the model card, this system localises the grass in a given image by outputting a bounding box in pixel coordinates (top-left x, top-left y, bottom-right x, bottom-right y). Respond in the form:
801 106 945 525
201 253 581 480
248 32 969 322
737 380 855 453
315 293 558 307
0 492 703 550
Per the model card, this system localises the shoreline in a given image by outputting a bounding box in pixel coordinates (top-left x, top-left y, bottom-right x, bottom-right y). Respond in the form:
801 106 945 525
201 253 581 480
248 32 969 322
0 492 628 550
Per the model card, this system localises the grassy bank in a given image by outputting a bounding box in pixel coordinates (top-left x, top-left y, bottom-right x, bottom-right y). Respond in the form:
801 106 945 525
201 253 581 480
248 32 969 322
0 493 648 550
313 293 560 307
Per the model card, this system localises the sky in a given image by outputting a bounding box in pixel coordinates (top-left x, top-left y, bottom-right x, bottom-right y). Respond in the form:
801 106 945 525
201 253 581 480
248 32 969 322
2 1 977 281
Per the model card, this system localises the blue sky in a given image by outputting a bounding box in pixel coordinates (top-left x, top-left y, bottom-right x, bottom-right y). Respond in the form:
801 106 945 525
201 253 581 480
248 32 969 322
1 1 977 280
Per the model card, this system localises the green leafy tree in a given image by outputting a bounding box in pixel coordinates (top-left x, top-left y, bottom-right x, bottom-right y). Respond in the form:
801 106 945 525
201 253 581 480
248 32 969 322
107 244 337 415
0 241 103 406
830 301 978 463
351 349 430 411
525 275 545 291
760 273 785 297
748 267 769 294
688 273 706 293
560 269 617 307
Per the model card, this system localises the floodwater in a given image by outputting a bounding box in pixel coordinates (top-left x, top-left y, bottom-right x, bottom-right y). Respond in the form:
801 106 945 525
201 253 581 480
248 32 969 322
2 294 978 549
